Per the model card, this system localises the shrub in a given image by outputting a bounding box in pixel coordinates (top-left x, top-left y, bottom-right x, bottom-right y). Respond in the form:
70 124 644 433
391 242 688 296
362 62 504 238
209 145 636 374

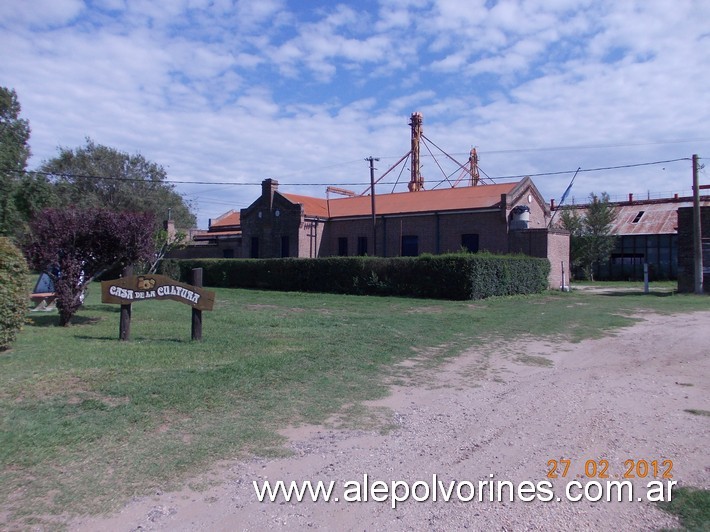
169 254 550 300
0 237 29 350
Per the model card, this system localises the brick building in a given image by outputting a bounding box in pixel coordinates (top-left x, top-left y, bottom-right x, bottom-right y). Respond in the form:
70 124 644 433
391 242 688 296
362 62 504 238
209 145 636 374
173 112 570 288
555 194 710 281
169 210 242 259
238 177 569 288
677 205 710 292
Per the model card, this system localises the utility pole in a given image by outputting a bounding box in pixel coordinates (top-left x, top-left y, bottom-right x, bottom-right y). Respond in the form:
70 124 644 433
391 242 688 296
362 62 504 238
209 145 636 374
366 156 380 256
692 154 703 294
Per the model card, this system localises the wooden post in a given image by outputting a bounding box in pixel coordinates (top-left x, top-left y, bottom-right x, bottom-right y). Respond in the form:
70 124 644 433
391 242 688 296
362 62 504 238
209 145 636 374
191 268 203 341
119 265 133 341
692 154 704 294
644 262 649 294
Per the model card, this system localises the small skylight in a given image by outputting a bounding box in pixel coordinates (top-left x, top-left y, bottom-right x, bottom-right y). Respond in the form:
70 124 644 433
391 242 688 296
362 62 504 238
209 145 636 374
632 211 645 223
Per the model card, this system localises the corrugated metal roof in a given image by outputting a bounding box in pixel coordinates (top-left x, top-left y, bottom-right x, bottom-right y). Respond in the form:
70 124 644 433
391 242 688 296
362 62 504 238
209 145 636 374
559 198 710 235
283 182 517 219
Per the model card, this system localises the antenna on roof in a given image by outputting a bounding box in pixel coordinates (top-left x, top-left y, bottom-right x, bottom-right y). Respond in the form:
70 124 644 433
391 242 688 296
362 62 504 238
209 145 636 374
548 167 581 228
408 112 424 192
469 148 480 186
326 186 356 200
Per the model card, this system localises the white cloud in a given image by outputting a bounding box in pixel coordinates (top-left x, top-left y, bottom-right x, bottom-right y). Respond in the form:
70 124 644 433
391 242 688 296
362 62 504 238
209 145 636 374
0 0 708 227
0 0 85 27
235 0 286 28
93 0 126 10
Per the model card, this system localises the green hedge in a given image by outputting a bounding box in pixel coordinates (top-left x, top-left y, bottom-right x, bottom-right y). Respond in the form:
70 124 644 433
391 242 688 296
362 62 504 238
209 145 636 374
160 253 550 300
0 237 29 350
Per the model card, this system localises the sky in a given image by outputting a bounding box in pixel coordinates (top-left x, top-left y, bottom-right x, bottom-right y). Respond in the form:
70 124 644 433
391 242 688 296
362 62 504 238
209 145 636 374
2 0 709 229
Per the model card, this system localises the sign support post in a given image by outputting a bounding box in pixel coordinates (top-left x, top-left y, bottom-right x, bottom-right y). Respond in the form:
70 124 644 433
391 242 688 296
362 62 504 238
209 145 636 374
191 268 203 341
119 265 133 341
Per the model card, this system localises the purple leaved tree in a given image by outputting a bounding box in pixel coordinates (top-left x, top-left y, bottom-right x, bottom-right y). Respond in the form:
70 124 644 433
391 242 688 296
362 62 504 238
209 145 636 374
24 208 155 326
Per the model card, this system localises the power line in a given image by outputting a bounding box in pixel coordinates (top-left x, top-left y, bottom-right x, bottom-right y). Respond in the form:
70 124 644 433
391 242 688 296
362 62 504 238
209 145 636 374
2 157 693 187
452 139 710 156
486 158 690 180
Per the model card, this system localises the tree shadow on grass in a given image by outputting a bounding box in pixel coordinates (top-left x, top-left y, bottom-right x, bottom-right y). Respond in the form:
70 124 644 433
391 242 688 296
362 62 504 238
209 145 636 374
26 315 102 327
72 334 190 344
82 304 120 313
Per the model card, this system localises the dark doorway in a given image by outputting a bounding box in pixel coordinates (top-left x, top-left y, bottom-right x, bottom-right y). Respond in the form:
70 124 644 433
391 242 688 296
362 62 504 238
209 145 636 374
461 234 479 253
401 235 419 256
357 236 368 256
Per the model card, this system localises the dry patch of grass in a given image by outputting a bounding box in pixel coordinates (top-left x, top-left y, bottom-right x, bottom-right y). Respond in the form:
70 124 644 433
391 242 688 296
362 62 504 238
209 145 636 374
514 354 554 367
684 409 710 417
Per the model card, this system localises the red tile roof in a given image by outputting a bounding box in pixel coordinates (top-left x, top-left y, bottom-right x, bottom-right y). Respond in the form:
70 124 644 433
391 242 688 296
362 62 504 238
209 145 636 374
210 210 240 229
283 182 517 219
281 193 329 218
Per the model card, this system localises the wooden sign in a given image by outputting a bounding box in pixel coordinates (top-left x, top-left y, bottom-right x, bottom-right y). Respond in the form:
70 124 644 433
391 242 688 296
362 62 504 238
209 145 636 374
101 274 215 311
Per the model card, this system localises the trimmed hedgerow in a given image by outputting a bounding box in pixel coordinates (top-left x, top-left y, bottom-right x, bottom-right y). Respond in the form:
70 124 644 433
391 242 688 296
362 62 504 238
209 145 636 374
161 253 550 301
0 237 29 350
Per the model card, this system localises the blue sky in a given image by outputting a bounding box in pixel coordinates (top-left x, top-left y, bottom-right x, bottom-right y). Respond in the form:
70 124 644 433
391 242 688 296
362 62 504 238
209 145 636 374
2 0 709 228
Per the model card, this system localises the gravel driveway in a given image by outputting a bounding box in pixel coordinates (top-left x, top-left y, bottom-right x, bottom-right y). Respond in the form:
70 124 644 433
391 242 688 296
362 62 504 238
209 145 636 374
76 311 710 531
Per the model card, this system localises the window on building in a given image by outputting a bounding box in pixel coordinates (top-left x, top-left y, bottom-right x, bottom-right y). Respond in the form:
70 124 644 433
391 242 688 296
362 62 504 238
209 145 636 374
461 234 480 253
338 237 348 256
250 237 259 258
281 235 290 258
357 236 368 256
223 249 235 258
401 235 419 256
632 211 645 223
611 253 644 265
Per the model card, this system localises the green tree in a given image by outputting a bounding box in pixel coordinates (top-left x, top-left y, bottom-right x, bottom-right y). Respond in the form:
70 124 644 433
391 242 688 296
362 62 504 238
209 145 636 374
40 139 196 230
560 192 618 281
0 87 32 236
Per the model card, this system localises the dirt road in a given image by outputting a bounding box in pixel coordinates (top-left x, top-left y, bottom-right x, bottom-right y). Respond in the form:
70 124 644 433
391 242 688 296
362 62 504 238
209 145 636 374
76 311 710 531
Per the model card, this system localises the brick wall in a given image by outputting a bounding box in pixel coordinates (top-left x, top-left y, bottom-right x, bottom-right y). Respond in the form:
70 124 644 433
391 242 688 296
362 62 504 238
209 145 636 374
321 211 512 257
322 206 546 258
677 206 710 293
168 239 242 259
508 228 570 289
299 218 326 258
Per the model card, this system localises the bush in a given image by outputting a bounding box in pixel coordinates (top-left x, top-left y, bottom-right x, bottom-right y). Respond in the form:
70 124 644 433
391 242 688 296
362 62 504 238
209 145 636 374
166 253 550 300
0 237 29 350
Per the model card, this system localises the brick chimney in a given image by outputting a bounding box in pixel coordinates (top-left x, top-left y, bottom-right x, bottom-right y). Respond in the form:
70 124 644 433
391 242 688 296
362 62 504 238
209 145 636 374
262 179 279 210
163 219 176 240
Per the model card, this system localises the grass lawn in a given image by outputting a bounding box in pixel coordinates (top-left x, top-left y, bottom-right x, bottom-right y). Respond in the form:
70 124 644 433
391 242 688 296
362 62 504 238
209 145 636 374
1 283 709 527
658 487 710 531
